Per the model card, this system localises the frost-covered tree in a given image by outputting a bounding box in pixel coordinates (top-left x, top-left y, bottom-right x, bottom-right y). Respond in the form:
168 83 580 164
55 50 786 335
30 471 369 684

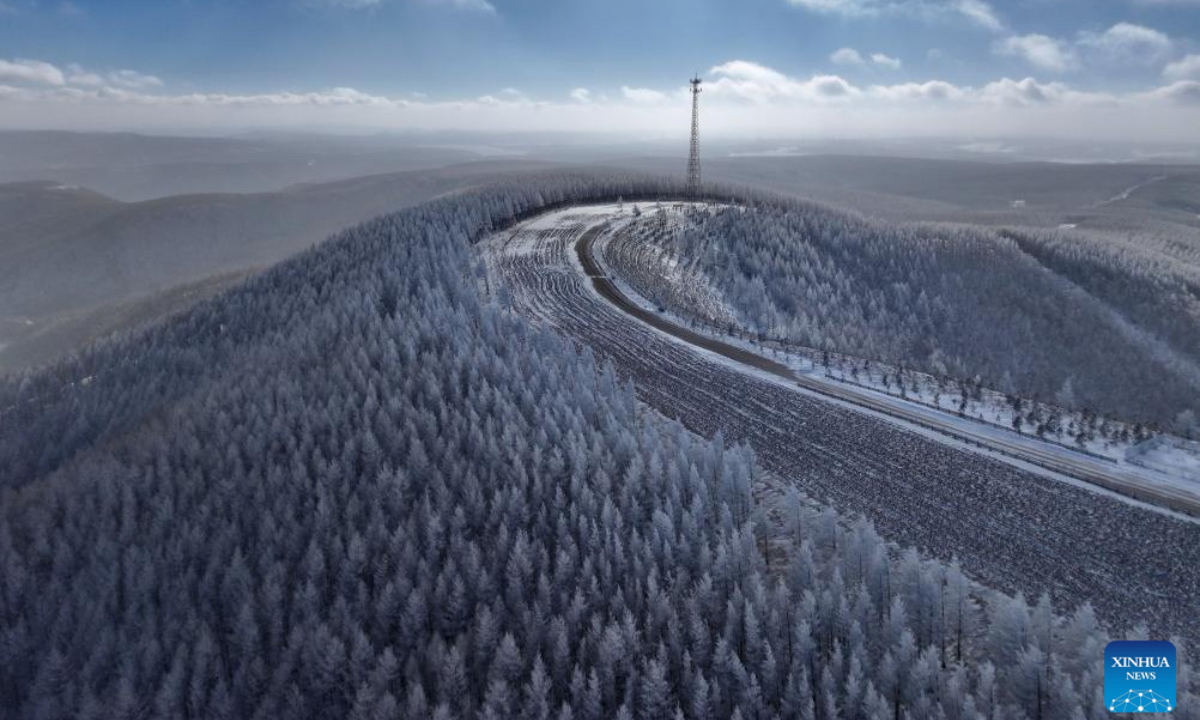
0 176 1192 720
610 202 1200 427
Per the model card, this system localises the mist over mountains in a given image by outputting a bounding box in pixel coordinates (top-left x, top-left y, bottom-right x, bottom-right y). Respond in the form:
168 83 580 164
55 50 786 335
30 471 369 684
0 132 488 201
0 159 557 370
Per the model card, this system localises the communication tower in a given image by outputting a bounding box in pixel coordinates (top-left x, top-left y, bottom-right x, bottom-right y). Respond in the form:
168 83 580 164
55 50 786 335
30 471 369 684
687 76 702 197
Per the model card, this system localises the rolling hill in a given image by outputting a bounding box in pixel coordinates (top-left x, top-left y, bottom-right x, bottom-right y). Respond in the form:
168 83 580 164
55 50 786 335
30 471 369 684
5 174 1191 720
0 161 555 371
0 131 486 201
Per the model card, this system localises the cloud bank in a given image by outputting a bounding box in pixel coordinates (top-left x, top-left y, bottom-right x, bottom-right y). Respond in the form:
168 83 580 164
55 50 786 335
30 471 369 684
1 57 1197 142
786 0 1004 30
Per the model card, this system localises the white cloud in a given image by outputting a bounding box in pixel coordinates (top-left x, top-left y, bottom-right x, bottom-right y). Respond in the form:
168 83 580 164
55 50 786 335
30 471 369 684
2 57 1198 144
708 61 859 102
478 92 529 106
476 87 531 105
954 0 1002 31
787 0 1002 30
621 86 667 104
979 77 1068 105
808 75 858 97
994 23 1171 76
1077 22 1172 64
871 53 902 69
1164 54 1200 80
0 82 404 107
39 62 166 90
994 34 1076 73
65 64 104 87
440 0 495 12
831 49 898 69
976 78 1114 107
0 58 66 86
831 48 865 66
107 69 164 89
160 87 402 107
869 80 962 101
786 0 877 15
1143 80 1200 105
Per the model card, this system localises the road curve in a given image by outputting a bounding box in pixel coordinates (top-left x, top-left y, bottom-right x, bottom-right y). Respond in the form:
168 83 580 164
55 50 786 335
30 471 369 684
579 224 1200 518
481 204 1200 646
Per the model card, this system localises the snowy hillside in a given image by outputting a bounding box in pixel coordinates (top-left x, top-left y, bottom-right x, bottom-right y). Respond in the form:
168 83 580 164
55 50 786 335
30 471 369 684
600 203 1200 434
4 177 1198 720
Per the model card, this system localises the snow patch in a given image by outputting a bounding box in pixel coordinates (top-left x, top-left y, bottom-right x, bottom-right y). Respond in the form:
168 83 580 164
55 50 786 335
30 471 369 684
1128 436 1200 477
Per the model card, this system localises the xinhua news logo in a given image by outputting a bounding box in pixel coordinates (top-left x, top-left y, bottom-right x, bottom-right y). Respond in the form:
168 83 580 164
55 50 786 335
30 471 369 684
1106 640 1177 713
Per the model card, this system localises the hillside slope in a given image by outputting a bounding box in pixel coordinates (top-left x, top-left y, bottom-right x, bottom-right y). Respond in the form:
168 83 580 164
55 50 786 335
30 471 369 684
0 131 484 200
4 175 1190 720
9 153 1197 374
639 203 1200 428
0 161 554 371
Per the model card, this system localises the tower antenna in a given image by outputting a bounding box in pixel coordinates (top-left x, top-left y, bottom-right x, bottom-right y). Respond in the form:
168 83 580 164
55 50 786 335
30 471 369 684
687 75 702 198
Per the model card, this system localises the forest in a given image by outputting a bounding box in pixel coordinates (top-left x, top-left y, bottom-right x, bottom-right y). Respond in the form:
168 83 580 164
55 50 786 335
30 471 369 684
651 204 1200 430
1 174 1196 719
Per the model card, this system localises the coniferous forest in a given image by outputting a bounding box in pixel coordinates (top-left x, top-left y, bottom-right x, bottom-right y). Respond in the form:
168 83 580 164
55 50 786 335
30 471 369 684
663 205 1200 429
1 175 1196 719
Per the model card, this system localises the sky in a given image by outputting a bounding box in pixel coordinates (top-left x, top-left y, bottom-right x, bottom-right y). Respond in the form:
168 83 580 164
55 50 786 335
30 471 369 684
2 0 1200 142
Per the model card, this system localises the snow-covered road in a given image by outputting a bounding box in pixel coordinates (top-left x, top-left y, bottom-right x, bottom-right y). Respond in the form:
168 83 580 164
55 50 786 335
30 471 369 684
590 217 1200 516
480 203 1200 645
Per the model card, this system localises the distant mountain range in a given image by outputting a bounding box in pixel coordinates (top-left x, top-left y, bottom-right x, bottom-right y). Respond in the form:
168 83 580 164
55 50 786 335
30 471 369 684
0 131 489 201
2 135 1197 373
0 161 556 370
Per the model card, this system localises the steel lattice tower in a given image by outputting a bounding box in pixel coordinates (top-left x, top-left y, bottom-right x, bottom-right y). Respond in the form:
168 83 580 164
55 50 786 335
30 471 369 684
687 76 702 197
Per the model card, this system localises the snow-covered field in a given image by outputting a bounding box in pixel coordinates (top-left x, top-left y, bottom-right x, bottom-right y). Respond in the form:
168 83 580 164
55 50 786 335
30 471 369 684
1129 436 1200 476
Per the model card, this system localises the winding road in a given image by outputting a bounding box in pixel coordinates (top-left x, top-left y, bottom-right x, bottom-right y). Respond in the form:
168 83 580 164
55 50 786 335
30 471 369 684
580 221 1200 518
480 204 1200 646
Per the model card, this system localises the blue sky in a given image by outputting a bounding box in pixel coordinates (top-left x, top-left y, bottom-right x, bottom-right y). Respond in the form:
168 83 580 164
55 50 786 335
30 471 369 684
2 0 1200 140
